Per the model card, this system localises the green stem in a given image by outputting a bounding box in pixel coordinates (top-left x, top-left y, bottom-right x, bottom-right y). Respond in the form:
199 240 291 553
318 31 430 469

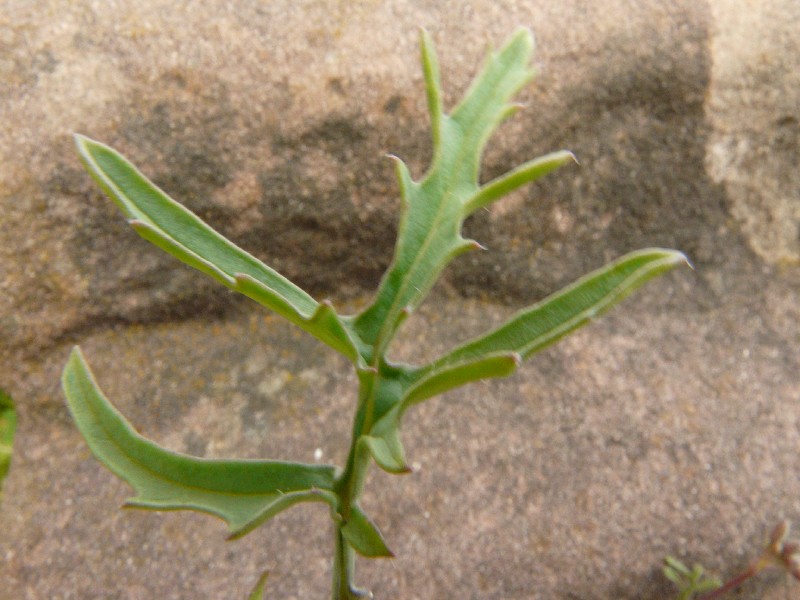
332 527 359 599
696 559 766 600
331 382 375 598
332 456 373 599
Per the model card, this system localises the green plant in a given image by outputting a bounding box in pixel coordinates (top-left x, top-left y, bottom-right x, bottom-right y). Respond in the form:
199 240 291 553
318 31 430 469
665 521 800 599
62 28 687 598
664 556 723 600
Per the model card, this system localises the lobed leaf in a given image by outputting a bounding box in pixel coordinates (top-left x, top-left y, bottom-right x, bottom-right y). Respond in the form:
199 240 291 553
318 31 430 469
74 134 361 363
351 28 573 356
62 347 337 536
0 389 16 502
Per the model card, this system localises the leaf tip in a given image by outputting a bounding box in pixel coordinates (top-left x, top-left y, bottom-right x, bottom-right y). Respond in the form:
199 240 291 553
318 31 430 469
63 346 89 383
658 249 693 272
418 25 432 45
565 150 579 166
454 238 487 256
388 154 415 191
73 134 108 166
73 133 97 164
73 132 98 152
512 26 535 49
247 570 270 600
499 102 525 122
388 458 413 474
469 239 488 252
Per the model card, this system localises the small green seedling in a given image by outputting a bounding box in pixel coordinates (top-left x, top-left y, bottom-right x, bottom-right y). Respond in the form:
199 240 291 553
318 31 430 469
664 556 723 600
666 521 800 599
62 29 687 598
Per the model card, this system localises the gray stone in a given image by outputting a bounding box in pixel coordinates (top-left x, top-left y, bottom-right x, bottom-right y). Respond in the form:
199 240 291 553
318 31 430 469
1 0 798 598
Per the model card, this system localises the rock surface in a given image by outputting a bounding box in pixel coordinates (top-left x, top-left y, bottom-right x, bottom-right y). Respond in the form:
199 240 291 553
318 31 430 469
1 1 798 599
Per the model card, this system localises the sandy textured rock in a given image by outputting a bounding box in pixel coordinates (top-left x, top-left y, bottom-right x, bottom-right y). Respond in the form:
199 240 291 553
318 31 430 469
0 0 765 356
1 1 798 599
706 0 800 264
3 280 799 599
